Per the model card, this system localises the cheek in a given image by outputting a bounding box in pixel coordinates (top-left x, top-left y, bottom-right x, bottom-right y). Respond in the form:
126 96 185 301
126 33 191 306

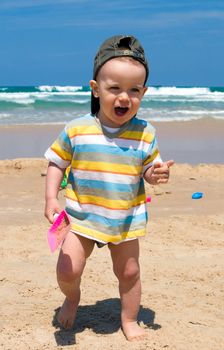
103 94 115 104
132 97 142 107
100 94 114 109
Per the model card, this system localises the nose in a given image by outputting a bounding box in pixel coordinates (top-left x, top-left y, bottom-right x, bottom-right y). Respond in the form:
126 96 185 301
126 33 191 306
118 91 129 104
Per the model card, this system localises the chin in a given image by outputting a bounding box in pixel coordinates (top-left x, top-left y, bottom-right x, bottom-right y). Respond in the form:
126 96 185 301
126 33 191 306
113 118 127 126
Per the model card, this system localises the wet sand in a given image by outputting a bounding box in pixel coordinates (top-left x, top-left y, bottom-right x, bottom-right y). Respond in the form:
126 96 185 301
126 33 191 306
0 118 224 163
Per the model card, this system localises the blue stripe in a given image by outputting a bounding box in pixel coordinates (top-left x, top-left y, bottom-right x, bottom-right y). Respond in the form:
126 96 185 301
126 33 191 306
68 175 140 193
59 129 71 146
66 207 147 227
131 118 147 127
74 144 145 158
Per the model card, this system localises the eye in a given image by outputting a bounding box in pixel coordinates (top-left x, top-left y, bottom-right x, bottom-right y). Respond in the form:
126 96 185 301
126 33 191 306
109 86 119 91
131 87 140 93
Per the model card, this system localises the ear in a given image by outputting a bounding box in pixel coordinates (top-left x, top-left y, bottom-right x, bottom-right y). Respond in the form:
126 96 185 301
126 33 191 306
89 80 99 97
142 86 148 96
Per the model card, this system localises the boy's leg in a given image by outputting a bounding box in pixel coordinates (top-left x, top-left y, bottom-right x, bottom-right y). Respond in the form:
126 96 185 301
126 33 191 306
56 232 95 329
109 239 146 341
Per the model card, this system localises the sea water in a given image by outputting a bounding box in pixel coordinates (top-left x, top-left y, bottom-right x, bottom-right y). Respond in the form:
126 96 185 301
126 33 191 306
0 85 224 125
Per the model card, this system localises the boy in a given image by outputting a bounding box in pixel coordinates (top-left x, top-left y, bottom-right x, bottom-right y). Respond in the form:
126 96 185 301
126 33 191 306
45 35 174 341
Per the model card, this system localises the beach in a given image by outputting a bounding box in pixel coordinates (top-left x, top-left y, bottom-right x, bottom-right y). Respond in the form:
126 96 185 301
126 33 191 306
0 155 224 349
0 108 224 349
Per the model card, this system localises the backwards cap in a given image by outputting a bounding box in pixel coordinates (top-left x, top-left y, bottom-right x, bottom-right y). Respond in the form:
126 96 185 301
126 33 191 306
91 35 149 115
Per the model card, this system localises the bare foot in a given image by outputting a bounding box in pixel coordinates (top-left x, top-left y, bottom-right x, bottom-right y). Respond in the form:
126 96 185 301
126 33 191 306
122 321 147 341
57 298 78 329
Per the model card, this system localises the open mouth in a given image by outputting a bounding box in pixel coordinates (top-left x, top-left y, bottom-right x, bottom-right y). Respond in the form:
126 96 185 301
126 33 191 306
114 107 129 117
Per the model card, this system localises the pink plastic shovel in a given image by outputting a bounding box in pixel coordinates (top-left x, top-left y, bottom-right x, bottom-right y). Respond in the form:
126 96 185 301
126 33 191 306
47 210 70 252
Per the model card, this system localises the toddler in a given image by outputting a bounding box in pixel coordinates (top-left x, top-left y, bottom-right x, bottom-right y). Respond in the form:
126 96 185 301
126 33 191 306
45 35 174 341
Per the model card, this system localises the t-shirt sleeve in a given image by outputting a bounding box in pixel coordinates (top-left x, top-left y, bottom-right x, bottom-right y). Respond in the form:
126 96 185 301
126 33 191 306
44 126 72 169
142 135 162 174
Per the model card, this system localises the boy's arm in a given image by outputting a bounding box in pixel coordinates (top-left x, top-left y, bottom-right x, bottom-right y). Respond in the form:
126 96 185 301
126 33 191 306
144 160 174 185
44 161 65 223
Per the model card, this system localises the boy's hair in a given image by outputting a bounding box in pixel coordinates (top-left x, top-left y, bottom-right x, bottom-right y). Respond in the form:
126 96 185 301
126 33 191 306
91 35 149 115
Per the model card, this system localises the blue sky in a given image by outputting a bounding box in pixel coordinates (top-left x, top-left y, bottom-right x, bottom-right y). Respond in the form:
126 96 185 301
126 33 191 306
1 0 224 86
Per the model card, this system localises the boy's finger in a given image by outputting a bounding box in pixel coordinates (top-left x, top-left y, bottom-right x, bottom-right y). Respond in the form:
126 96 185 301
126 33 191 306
48 214 54 224
47 210 58 224
165 160 174 168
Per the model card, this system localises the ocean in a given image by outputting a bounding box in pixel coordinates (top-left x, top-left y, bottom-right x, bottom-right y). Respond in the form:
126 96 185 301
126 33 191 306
0 85 224 125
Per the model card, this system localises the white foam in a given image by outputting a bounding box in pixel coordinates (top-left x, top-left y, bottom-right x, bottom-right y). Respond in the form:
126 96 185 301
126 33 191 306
49 91 91 96
0 92 35 105
145 86 224 98
0 113 11 119
68 99 89 104
143 87 224 103
38 85 83 92
0 91 91 105
146 86 211 96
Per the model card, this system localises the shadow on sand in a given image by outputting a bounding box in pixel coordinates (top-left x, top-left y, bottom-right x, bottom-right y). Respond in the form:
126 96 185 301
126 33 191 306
52 298 161 346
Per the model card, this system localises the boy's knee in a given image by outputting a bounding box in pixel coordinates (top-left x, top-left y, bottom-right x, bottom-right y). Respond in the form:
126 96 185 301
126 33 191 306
114 263 140 283
57 260 84 283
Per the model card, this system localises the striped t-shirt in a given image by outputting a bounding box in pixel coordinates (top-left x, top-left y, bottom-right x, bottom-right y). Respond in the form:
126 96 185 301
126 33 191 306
45 113 161 244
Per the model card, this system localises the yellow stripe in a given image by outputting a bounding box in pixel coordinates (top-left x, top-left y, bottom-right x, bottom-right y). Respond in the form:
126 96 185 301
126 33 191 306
68 125 101 138
70 223 146 243
51 143 72 161
71 159 141 175
121 130 154 143
65 189 146 209
67 125 154 144
143 149 160 166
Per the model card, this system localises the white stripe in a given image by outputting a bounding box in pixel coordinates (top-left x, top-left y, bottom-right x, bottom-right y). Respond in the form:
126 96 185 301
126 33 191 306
71 168 140 184
72 134 150 151
71 230 106 244
70 230 137 245
44 148 70 168
66 198 146 219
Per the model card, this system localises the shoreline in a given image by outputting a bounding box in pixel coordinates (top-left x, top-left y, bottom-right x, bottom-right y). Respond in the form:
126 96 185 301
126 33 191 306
0 118 224 164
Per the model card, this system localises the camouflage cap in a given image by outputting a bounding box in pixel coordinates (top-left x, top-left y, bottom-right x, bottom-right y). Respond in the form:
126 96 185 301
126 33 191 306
91 35 149 115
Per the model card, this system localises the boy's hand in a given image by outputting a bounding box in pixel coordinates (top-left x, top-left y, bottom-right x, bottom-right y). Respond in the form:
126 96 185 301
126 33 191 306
144 160 174 185
44 198 61 224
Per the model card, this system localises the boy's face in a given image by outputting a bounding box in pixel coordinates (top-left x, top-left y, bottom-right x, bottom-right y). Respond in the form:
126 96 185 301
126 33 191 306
90 57 148 128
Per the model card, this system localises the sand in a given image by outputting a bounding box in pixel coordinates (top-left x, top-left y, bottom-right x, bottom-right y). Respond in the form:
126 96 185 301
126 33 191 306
0 158 223 349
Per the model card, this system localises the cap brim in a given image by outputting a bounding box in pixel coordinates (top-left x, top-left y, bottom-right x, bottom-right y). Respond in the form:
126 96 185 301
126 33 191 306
91 92 100 115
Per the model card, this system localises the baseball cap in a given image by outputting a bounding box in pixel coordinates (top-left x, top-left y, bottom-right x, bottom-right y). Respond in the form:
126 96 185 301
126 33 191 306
91 35 149 115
